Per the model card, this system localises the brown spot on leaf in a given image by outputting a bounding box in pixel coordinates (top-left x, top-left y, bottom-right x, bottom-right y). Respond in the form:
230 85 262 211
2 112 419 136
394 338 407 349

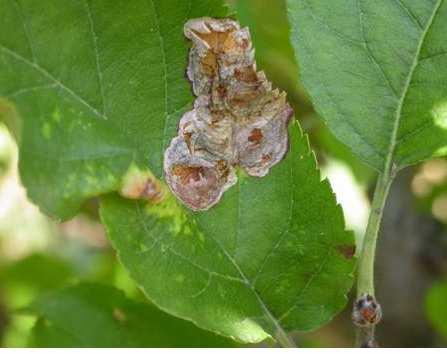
201 51 218 76
337 244 356 259
172 165 207 184
234 67 258 83
248 128 263 145
120 166 165 203
262 154 271 163
195 30 233 53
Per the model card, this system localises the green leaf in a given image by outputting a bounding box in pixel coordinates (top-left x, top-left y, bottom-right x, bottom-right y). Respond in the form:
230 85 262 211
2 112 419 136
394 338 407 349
425 281 447 339
28 283 236 347
0 253 75 308
314 121 375 185
1 0 356 344
101 122 355 343
0 0 228 219
287 0 447 171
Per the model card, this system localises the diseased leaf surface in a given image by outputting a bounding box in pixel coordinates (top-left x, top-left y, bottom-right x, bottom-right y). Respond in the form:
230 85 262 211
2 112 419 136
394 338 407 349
288 0 447 171
0 0 228 219
28 283 236 347
1 0 356 344
101 122 355 343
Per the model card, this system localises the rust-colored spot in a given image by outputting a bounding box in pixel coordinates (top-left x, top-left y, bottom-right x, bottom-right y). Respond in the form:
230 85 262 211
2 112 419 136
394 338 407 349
120 167 165 203
140 179 164 202
261 154 271 163
360 307 378 324
240 38 249 49
216 84 227 98
172 165 206 184
128 178 164 202
201 51 218 76
195 30 232 53
337 244 356 259
234 67 258 83
352 294 382 328
183 131 193 151
248 128 263 145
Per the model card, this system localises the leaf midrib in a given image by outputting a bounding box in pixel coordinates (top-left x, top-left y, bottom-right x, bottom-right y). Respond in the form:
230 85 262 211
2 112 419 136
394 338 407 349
381 0 443 173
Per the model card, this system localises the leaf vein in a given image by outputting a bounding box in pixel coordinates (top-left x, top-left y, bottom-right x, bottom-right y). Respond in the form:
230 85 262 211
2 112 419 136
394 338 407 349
83 0 106 115
11 0 36 62
301 0 363 46
0 44 107 120
357 0 399 98
250 164 295 285
388 0 444 169
278 250 332 322
392 0 424 30
148 0 170 156
134 202 245 284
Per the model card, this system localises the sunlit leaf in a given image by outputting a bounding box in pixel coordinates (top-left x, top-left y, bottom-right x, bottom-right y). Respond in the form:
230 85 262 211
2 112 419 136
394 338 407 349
101 123 355 343
0 0 228 219
1 0 356 344
288 0 447 171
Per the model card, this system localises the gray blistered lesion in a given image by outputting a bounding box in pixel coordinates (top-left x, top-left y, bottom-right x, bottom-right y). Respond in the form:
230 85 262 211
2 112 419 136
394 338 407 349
164 17 293 211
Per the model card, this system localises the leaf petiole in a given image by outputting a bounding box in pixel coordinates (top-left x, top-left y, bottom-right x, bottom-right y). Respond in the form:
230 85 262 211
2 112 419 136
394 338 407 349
355 164 396 346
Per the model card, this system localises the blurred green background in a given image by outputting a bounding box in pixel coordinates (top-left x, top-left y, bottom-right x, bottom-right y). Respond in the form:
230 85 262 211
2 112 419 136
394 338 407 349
0 0 446 347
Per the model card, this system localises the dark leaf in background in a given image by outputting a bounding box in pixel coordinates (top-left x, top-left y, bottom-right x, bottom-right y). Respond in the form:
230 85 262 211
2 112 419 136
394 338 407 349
28 283 236 347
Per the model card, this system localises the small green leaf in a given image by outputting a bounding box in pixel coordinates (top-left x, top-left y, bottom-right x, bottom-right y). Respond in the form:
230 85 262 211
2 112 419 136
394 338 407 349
101 122 355 343
288 0 447 171
28 283 236 347
0 0 228 219
425 281 447 339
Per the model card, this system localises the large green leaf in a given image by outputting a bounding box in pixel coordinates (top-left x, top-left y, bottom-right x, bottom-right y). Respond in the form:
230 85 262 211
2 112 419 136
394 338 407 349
0 0 228 219
287 0 447 171
101 122 355 343
1 0 356 344
28 283 235 347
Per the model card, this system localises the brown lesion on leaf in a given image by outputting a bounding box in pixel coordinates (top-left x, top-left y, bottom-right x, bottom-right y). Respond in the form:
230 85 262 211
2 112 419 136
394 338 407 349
120 164 166 203
200 51 218 76
172 165 207 184
248 128 263 146
163 17 293 210
194 29 233 54
234 67 258 83
261 154 271 163
337 244 356 259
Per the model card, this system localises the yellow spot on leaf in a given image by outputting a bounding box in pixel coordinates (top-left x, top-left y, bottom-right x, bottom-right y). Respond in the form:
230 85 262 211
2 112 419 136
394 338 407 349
42 122 51 139
52 108 61 123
